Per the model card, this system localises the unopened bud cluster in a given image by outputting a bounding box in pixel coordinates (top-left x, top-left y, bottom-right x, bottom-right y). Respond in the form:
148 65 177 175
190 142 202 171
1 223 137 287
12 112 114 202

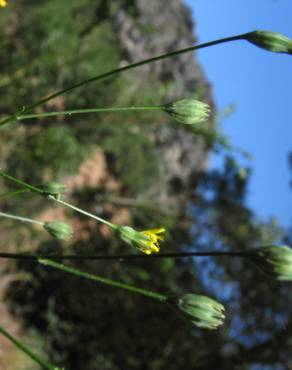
43 221 73 241
248 245 292 281
244 30 292 55
164 99 210 125
40 181 67 199
174 293 225 330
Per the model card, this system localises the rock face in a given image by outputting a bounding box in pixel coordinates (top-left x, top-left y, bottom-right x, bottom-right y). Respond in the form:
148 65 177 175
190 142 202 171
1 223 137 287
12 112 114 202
114 0 211 100
113 0 213 200
0 3 215 369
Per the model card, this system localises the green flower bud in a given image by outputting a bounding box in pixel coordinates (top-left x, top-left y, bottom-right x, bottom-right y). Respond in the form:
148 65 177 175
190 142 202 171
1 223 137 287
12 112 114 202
164 99 210 125
39 181 67 198
43 221 73 241
243 30 292 54
248 245 292 281
176 293 225 330
117 225 165 254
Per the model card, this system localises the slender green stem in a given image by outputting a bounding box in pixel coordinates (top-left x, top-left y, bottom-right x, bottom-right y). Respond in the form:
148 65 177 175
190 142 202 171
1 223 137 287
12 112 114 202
0 251 247 261
17 105 163 120
0 170 117 230
0 33 246 127
0 323 60 370
39 258 167 302
0 188 30 199
0 211 44 226
49 196 117 229
0 170 43 194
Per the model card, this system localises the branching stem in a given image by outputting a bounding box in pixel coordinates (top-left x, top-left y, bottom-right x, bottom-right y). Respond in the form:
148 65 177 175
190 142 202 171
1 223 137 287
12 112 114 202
39 259 167 302
0 251 247 261
0 324 60 370
17 106 163 120
0 33 246 127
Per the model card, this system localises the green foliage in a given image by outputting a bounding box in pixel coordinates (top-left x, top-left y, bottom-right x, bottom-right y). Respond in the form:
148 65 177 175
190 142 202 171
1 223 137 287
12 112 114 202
7 125 84 183
98 123 160 195
0 0 121 110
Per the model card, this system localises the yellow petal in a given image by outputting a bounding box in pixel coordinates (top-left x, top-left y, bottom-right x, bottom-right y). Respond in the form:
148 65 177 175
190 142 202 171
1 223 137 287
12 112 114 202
144 228 165 234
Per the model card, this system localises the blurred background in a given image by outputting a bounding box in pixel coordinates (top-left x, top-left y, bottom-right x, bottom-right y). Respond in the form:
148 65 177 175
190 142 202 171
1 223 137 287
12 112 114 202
186 0 292 228
0 1 291 369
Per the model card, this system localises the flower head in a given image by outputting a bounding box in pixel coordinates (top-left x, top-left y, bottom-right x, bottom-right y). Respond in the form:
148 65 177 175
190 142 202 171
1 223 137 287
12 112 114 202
43 221 73 241
0 0 7 8
164 99 210 125
118 226 165 254
176 293 225 330
244 30 292 55
39 181 67 199
248 245 292 281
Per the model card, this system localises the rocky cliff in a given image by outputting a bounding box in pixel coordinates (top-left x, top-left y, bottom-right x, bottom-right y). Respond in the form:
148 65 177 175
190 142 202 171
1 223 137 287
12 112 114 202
0 1 215 369
113 0 213 203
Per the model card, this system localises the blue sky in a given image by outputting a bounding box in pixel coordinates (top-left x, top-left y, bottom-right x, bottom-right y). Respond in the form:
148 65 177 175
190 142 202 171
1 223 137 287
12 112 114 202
184 0 292 227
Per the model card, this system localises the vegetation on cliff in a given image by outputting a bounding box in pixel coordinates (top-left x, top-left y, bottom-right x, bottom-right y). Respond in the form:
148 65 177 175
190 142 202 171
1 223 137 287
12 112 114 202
0 1 291 369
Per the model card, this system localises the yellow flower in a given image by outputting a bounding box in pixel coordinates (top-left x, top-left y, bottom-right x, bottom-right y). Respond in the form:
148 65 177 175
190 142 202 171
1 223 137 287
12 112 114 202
118 226 165 254
140 228 165 254
0 0 7 8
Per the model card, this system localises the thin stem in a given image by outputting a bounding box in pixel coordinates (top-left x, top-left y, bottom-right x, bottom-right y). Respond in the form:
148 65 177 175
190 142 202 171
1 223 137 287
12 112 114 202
0 251 247 261
0 211 44 226
50 196 117 229
39 258 167 302
0 188 30 199
0 170 43 194
0 323 59 370
0 33 246 127
0 170 117 230
17 105 163 120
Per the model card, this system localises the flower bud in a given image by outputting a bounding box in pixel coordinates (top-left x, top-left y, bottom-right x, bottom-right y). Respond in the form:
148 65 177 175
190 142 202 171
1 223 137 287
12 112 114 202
176 293 225 330
164 99 210 125
243 31 292 54
39 182 67 198
117 225 165 254
248 245 292 281
43 221 73 241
